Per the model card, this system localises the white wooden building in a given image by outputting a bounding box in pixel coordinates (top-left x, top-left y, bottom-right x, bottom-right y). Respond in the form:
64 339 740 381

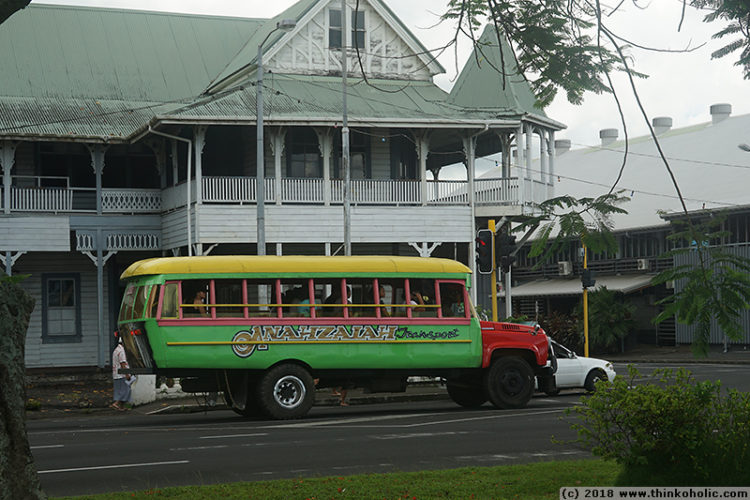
0 0 564 368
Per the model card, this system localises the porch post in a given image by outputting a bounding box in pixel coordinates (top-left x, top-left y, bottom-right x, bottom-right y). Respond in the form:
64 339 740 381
525 123 533 206
97 229 106 367
171 140 179 186
1 141 17 215
548 130 556 200
415 130 430 206
88 144 107 216
314 128 332 206
463 134 478 304
269 127 287 205
516 125 526 208
194 126 207 256
539 127 548 185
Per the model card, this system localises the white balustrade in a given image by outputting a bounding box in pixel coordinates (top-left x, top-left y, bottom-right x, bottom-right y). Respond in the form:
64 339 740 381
281 178 322 203
107 233 161 250
475 178 520 205
102 189 161 213
11 187 73 212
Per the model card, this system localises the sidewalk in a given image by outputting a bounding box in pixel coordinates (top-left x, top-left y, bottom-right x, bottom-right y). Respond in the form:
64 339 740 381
24 343 750 419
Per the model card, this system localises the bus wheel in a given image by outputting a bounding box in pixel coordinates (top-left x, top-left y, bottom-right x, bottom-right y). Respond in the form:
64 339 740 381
224 376 261 418
257 364 315 419
446 382 487 408
485 357 534 409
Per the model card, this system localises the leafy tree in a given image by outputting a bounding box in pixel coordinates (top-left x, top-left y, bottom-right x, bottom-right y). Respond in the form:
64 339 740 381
576 287 635 353
441 1 750 355
652 215 750 356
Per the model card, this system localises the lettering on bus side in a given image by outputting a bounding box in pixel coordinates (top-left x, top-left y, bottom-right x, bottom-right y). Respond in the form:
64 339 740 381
230 324 460 358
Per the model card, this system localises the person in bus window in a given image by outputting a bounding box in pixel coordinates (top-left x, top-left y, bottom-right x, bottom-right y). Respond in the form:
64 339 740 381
192 290 208 317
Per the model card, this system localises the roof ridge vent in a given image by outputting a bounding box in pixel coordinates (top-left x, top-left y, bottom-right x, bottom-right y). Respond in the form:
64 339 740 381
710 103 732 124
554 139 571 156
652 116 672 135
599 128 618 146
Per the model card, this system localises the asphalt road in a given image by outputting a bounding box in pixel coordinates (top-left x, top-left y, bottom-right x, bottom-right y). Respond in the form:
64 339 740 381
29 362 750 497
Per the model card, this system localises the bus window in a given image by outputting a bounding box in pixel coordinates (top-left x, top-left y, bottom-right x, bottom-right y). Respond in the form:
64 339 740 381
182 280 210 318
246 279 276 318
347 278 377 317
381 279 408 317
132 285 150 319
146 285 160 318
118 284 136 321
280 279 312 318
316 279 344 317
439 282 467 318
161 282 179 319
214 279 245 318
411 279 437 318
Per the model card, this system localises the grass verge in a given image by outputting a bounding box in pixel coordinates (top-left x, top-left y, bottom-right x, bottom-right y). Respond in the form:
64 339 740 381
55 458 619 500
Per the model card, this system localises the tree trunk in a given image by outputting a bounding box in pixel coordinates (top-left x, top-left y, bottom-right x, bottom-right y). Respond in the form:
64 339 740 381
0 278 45 500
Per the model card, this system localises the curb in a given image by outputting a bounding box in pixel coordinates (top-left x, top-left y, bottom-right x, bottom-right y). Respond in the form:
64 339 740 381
144 391 450 415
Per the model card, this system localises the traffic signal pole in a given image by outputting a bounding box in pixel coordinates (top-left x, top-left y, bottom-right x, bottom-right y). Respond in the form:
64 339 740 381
583 242 589 357
489 220 498 322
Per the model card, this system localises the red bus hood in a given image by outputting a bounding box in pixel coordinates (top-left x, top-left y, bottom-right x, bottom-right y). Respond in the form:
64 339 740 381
480 321 551 368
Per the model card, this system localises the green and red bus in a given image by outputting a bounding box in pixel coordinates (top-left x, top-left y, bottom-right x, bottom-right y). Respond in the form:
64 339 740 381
117 255 556 419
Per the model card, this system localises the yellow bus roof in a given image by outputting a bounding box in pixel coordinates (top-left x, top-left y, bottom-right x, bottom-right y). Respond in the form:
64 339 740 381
121 255 472 280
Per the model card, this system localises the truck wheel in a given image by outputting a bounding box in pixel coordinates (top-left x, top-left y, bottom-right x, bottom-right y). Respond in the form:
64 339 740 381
584 369 607 393
485 357 534 409
446 382 487 408
257 364 315 419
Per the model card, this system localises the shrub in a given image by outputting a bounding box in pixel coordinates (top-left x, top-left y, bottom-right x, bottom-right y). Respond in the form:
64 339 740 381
537 310 581 352
568 365 750 486
576 286 634 353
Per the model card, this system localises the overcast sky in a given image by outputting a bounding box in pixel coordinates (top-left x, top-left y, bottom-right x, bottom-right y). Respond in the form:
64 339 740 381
34 0 750 152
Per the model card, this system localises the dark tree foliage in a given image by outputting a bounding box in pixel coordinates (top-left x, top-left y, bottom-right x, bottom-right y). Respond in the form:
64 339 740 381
0 0 30 25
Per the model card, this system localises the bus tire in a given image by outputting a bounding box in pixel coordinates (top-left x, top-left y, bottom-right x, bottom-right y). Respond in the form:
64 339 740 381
224 382 261 418
446 382 487 408
485 357 534 409
257 364 315 420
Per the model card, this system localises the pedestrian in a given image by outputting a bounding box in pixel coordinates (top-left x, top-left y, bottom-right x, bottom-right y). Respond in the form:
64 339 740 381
111 332 132 411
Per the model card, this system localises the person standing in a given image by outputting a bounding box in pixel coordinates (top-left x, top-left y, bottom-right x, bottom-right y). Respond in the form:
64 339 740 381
111 334 132 411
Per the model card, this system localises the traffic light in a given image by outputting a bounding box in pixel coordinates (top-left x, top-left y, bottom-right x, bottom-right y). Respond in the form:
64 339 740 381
582 268 596 288
496 232 516 272
475 229 493 274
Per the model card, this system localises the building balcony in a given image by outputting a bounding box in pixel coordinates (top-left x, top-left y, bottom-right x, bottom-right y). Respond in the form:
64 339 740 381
2 175 552 214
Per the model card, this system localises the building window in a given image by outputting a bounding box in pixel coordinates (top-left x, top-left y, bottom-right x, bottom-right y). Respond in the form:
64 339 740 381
42 274 81 344
329 9 342 49
286 128 322 178
352 10 365 48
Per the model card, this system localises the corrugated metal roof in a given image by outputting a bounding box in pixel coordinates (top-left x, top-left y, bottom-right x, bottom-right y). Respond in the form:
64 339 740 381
502 274 654 297
448 25 545 119
162 74 521 126
0 4 263 101
479 111 750 230
0 2 560 140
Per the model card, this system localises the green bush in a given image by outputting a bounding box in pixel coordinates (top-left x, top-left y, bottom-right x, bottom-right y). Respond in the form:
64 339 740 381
576 286 634 353
568 365 750 486
538 310 581 352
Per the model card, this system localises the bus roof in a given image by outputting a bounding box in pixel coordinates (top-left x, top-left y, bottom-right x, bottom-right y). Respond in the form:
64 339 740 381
120 255 472 280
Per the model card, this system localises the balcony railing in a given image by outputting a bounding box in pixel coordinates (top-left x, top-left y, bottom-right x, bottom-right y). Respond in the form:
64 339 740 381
2 175 550 213
202 176 537 206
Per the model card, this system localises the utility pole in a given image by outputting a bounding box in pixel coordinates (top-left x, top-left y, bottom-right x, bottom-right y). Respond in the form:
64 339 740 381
341 0 351 256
